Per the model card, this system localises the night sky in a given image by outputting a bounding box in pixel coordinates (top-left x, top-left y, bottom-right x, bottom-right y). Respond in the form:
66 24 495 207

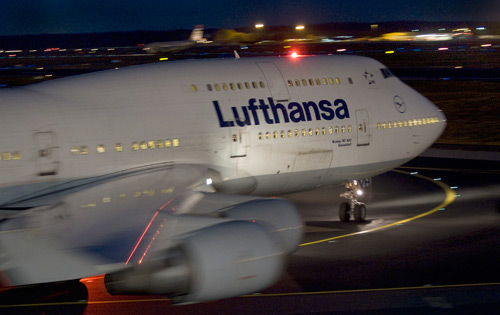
1 0 499 36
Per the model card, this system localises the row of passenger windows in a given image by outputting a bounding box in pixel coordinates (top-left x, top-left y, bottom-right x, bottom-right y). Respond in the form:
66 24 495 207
0 118 441 161
257 116 441 141
258 125 353 140
0 151 21 161
287 77 352 87
192 81 267 92
190 76 353 92
0 139 182 162
70 139 180 155
376 117 440 129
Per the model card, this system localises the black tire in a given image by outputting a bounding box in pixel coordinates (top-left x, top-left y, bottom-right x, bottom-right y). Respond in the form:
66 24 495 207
354 204 367 223
339 202 350 222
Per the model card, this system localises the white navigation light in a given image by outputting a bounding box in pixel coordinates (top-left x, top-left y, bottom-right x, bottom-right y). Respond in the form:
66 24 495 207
206 178 213 185
357 189 363 196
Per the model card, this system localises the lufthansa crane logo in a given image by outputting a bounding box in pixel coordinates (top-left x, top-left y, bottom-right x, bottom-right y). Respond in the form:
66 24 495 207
393 95 406 113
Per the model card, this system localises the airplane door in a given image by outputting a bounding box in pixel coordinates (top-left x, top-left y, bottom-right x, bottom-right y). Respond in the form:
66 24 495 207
256 62 290 102
34 131 59 176
355 110 370 146
230 130 248 158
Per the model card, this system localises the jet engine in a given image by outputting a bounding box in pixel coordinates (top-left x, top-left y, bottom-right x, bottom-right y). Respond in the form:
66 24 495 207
105 220 285 303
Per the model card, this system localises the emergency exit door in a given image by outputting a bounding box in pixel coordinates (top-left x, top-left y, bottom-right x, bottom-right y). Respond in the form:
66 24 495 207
34 131 59 176
355 110 370 146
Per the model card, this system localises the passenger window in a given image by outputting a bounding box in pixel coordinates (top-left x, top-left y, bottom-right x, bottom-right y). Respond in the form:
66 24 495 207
173 139 180 147
273 131 278 139
245 82 250 89
280 130 285 138
265 132 270 139
335 126 339 134
140 141 147 150
335 78 341 85
308 128 313 136
190 84 197 92
301 129 306 137
148 140 156 149
165 140 172 148
322 78 328 85
207 84 213 91
252 82 258 89
348 78 353 84
328 78 334 85
294 129 299 137
12 151 21 160
157 140 164 148
97 145 106 153
71 147 80 155
322 127 326 135
222 83 228 91
341 126 346 133
215 83 221 91
260 81 265 88
294 79 300 86
2 152 11 161
287 130 293 138
309 79 314 86
348 125 352 133
301 79 307 86
258 132 263 140
377 123 381 130
315 128 320 135
80 146 88 155
287 80 293 87
132 142 139 151
328 126 333 134
315 78 321 85
229 83 235 90
115 143 123 152
237 82 243 90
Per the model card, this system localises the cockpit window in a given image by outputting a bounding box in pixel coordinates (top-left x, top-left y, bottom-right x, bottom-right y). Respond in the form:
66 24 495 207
381 68 395 79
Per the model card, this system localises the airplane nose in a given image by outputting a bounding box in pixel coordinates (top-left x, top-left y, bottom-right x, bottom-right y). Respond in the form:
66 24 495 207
429 98 447 142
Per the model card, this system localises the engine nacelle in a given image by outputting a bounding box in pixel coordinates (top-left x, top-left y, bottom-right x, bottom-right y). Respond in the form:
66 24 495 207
105 220 284 303
219 198 303 255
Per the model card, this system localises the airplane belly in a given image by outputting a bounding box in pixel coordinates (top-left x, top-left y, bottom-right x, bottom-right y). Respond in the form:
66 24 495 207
283 149 333 193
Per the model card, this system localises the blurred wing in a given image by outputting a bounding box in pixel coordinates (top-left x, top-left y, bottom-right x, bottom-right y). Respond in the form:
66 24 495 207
0 163 211 285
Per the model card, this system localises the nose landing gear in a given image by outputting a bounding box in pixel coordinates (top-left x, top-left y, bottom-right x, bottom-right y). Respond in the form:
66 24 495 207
339 180 366 223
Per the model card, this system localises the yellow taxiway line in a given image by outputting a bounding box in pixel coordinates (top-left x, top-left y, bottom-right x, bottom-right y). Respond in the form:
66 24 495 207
299 170 457 247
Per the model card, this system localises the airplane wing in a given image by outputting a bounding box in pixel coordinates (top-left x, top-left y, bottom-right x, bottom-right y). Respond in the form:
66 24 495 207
0 163 302 303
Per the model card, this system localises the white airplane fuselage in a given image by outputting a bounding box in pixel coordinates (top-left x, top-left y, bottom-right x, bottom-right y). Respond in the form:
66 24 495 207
0 55 446 207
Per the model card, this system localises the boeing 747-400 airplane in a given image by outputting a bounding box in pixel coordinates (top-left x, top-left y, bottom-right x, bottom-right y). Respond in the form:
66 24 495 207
0 54 446 303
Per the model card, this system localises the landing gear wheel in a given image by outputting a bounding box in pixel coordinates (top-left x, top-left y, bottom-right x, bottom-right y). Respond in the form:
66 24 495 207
339 202 351 222
354 203 366 223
